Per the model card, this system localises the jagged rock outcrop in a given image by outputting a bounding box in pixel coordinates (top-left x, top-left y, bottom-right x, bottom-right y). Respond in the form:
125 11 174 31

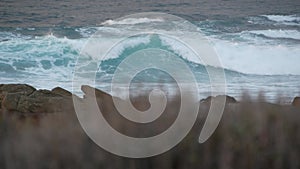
200 95 237 104
51 87 73 97
0 84 36 109
81 85 121 114
0 84 36 95
0 84 239 115
81 85 112 99
292 97 300 107
0 84 75 114
0 84 117 114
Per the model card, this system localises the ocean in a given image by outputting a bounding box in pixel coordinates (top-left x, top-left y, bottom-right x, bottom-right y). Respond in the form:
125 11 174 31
0 0 300 103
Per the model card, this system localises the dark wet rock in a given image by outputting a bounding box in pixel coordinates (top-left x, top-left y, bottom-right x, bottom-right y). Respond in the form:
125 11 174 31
0 84 36 96
292 97 300 107
16 96 45 113
0 84 75 114
81 85 127 114
200 95 237 104
81 85 112 99
0 93 6 109
1 93 21 111
0 84 35 111
200 96 213 103
52 87 72 97
2 91 59 113
16 96 72 114
221 95 237 103
29 89 62 98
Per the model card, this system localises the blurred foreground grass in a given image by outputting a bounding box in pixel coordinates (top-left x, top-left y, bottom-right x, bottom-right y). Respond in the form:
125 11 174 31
0 92 300 169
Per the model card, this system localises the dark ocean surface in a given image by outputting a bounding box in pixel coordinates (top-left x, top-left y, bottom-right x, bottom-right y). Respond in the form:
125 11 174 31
1 0 300 27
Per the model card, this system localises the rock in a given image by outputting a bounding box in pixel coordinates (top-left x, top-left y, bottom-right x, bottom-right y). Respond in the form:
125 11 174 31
219 95 237 103
29 89 62 98
292 97 300 107
80 85 127 115
0 84 36 110
81 85 112 99
1 93 21 111
16 96 45 113
200 96 213 103
0 93 6 109
1 84 75 114
0 84 36 96
1 93 45 113
3 93 73 114
200 95 237 104
16 96 71 114
51 87 72 97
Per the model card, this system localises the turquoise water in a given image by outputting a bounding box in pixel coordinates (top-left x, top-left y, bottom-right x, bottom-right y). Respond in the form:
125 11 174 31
0 12 300 102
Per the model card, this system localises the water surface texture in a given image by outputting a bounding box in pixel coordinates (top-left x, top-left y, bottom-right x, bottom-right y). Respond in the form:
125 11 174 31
0 0 300 102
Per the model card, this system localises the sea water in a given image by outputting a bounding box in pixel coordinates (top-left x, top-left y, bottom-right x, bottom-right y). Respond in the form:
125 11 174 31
0 1 300 103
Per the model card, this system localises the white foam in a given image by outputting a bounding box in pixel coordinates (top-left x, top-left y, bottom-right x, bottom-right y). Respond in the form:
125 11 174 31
0 33 86 79
82 35 151 61
159 35 204 65
242 29 300 40
262 15 300 25
212 38 300 75
84 30 300 75
101 17 164 25
0 31 31 41
2 23 300 78
106 35 151 59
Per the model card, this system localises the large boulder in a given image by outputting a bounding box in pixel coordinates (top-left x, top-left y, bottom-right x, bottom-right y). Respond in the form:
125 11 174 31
292 97 300 107
81 85 112 99
16 95 71 114
0 93 6 109
2 90 62 113
200 95 237 104
0 84 75 114
0 84 36 109
51 87 72 97
0 84 36 96
1 93 20 111
80 85 128 115
29 89 62 98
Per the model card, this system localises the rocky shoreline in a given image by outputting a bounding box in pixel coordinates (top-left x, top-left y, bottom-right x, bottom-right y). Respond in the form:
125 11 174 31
1 83 300 169
0 83 299 115
0 84 74 115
